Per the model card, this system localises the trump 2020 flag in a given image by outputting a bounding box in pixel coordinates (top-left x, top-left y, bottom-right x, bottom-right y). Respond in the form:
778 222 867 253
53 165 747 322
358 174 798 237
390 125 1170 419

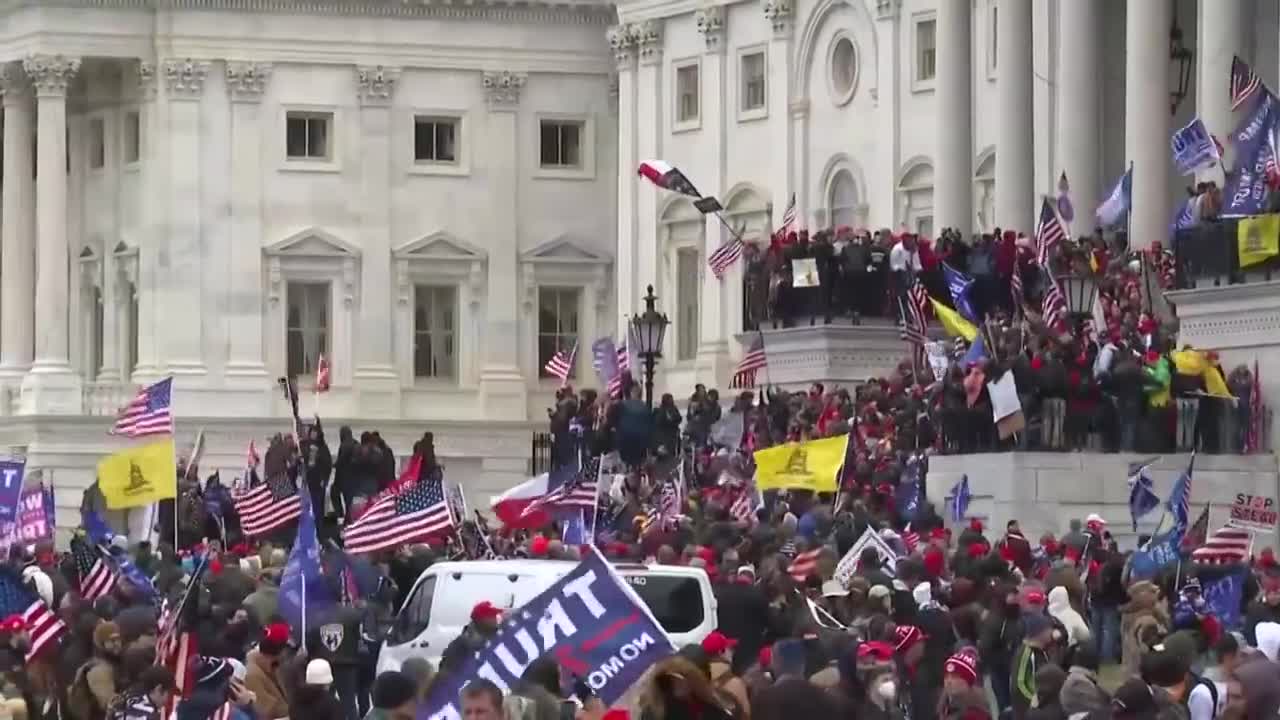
0 459 24 527
279 491 333 636
419 547 673 720
1223 91 1279 217
1202 569 1247 629
941 264 978 322
1171 117 1222 176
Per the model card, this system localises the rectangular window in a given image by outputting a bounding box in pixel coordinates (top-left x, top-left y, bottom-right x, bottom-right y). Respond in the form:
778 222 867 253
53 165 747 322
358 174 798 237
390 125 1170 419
286 281 330 379
676 63 700 124
413 285 457 379
285 112 332 160
413 116 459 164
123 111 140 164
916 19 937 82
740 52 766 112
676 249 700 361
88 117 105 170
539 121 583 168
537 287 580 378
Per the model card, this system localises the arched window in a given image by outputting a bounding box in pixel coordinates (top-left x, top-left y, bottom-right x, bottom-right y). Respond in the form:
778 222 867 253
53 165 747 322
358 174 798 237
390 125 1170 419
829 170 859 228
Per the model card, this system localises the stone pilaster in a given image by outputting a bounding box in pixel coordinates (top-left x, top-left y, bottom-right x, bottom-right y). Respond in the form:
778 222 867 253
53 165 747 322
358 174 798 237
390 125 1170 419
0 63 35 405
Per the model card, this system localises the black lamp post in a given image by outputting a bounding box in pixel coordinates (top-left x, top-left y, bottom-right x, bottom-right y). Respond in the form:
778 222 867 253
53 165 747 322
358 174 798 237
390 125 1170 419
1058 273 1099 330
1169 18 1194 115
630 285 670 409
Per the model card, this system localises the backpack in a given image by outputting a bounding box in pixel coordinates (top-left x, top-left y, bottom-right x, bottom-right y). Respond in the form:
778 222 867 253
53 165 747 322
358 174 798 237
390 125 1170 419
1181 673 1218 717
67 659 107 720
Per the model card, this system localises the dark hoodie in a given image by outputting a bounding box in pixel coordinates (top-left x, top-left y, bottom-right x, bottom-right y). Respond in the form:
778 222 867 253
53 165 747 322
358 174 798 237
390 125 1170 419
289 684 343 720
331 426 357 515
303 421 333 516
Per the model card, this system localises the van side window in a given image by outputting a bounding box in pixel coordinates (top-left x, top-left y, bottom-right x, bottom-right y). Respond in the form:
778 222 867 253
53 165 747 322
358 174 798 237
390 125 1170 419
389 574 437 645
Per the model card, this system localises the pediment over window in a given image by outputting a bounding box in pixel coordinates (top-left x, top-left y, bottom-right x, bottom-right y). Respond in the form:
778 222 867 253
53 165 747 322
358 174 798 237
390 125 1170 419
264 227 362 258
520 236 612 265
393 231 488 262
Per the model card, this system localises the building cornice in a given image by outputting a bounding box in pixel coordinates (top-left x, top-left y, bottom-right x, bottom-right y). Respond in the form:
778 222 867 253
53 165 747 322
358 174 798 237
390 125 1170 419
0 0 617 24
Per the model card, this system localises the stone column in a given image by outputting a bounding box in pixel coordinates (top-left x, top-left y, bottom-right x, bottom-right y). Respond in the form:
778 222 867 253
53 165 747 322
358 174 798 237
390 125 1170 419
1057 0 1100 236
19 55 81 415
352 66 402 416
935 0 972 234
695 4 730 380
764 0 794 221
1197 0 1246 184
162 59 209 378
609 25 638 336
634 21 663 296
131 60 164 383
995 0 1034 231
478 70 528 419
224 62 272 396
791 101 809 227
1125 0 1172 250
0 65 35 398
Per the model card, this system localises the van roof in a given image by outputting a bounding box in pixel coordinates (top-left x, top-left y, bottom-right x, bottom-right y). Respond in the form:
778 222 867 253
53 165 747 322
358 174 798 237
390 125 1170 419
422 558 711 579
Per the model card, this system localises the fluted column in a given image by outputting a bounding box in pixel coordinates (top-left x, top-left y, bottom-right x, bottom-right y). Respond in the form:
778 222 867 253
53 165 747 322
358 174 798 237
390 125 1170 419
935 0 972 234
1197 0 1247 184
478 70 528 419
162 59 210 377
1058 0 1101 236
225 62 272 391
19 55 81 414
1125 0 1172 250
695 4 729 378
131 61 164 383
764 0 794 223
634 21 663 297
0 65 35 397
995 0 1033 231
610 26 638 336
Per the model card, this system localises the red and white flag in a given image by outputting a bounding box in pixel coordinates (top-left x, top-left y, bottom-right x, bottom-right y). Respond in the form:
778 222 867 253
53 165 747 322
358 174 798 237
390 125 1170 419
315 354 331 392
787 548 822 582
1191 526 1251 565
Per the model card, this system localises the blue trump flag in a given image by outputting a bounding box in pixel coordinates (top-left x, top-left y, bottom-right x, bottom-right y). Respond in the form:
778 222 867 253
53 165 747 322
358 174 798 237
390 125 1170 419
950 475 972 523
1127 527 1185 581
1171 117 1221 176
1203 569 1247 629
1223 91 1279 217
420 547 674 720
562 510 587 546
279 491 333 636
0 459 24 526
1127 459 1161 531
942 264 978 322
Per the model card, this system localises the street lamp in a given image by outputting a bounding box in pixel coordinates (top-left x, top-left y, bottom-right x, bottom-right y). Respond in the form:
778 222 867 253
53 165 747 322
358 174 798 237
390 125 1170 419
1058 272 1098 329
630 285 670 409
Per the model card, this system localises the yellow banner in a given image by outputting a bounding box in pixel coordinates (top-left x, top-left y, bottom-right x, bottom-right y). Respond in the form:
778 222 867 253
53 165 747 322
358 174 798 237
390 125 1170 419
753 435 849 493
97 439 177 510
929 298 978 342
1238 214 1280 268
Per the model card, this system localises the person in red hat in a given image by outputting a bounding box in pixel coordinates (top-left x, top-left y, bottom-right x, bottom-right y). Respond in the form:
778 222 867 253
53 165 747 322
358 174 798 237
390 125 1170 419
939 648 989 720
700 631 750 715
440 601 503 675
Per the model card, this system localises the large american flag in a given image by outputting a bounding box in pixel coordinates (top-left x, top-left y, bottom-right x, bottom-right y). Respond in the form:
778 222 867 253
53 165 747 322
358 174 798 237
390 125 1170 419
0 567 65 660
1035 196 1068 267
523 457 601 520
729 332 768 389
233 473 302 537
1231 55 1262 110
708 239 744 279
1041 277 1067 330
72 541 116 602
344 473 455 554
543 343 576 383
110 377 174 437
1191 526 1251 565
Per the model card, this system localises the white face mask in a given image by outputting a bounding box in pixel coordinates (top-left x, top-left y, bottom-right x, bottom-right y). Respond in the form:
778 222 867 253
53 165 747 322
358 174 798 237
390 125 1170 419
878 680 897 701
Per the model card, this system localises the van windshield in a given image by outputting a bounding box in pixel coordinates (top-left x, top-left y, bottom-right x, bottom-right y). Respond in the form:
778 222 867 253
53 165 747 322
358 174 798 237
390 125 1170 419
622 575 704 633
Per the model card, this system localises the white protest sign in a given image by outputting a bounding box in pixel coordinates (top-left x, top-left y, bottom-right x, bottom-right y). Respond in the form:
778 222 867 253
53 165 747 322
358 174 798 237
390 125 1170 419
834 527 901 586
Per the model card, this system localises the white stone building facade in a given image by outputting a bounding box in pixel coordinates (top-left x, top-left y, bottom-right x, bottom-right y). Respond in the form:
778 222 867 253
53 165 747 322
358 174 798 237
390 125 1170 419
0 0 620 529
614 0 1280 392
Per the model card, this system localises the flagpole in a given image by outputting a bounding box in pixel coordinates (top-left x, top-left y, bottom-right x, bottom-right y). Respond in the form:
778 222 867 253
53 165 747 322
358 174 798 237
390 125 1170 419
170 381 179 551
757 330 772 388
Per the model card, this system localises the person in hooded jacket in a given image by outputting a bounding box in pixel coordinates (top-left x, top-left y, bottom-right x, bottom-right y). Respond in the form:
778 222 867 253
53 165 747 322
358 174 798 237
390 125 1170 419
288 660 343 720
331 426 358 520
302 421 333 521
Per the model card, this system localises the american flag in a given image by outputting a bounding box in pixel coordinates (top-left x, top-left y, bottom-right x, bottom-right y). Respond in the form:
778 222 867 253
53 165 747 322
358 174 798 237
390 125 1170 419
543 343 576 383
729 489 757 525
1041 277 1067 331
708 239 744 279
315 353 331 392
771 193 797 244
592 339 629 399
156 557 204 702
1231 55 1262 110
343 473 455 554
0 567 66 660
1010 261 1025 309
900 281 930 345
1180 505 1210 551
110 377 174 437
232 473 302 537
1035 196 1068 267
902 525 920 554
1191 526 1251 565
729 332 768 389
523 458 601 519
787 548 822 582
72 541 116 601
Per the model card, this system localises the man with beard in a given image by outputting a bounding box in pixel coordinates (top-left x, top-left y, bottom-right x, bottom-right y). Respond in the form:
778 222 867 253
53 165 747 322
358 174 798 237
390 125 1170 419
70 621 124 720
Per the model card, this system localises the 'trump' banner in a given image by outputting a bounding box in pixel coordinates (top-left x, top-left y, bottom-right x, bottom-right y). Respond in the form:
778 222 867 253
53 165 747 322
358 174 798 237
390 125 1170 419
419 548 673 720
0 483 53 554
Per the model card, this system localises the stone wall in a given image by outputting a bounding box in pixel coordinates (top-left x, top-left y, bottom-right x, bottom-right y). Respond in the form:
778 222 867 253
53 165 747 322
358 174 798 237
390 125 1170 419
926 452 1280 551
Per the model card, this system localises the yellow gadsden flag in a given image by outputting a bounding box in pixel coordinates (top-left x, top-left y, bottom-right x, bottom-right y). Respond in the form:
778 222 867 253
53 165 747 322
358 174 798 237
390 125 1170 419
753 435 849 493
929 297 978 342
97 439 177 510
1238 214 1280 268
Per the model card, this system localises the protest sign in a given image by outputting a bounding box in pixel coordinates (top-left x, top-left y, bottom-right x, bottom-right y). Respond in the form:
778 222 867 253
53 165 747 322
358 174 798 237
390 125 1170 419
834 527 900 586
1228 493 1279 532
419 547 673 720
0 484 54 554
0 459 25 525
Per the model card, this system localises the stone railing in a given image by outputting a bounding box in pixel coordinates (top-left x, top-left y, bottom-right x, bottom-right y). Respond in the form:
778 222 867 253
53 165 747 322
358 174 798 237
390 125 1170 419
82 381 133 417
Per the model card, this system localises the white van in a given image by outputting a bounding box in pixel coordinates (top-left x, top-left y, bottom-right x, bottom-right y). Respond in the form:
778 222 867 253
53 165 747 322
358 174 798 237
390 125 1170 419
376 559 717 673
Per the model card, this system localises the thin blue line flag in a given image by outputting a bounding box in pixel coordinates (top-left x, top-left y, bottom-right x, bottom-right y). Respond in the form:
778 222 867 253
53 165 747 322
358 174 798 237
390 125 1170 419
1127 459 1161 531
419 547 673 720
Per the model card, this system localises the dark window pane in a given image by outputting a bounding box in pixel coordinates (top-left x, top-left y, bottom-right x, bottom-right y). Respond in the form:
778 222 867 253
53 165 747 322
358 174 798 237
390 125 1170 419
540 123 559 165
435 123 456 162
414 120 432 161
286 116 308 158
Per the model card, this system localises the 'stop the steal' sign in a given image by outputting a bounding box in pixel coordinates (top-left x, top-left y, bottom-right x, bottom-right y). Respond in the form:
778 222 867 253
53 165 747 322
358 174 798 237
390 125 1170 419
1229 493 1279 532
419 547 674 720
